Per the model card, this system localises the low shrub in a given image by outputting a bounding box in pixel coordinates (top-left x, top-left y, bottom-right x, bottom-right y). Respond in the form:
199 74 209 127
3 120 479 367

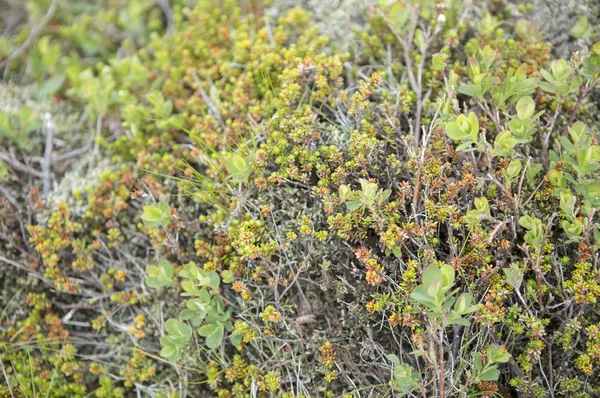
1 0 599 396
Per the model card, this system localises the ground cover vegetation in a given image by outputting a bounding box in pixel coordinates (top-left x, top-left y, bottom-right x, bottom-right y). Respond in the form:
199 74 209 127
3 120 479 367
1 0 600 396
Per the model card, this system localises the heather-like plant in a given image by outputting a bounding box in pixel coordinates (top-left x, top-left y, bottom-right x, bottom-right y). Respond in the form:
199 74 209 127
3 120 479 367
1 0 600 397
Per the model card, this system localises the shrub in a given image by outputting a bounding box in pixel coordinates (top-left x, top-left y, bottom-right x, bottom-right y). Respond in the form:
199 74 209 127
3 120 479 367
1 0 600 396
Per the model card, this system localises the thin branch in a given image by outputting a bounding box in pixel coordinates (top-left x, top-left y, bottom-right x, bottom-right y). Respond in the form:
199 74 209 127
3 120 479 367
0 184 22 212
42 112 54 195
190 69 226 131
0 149 42 177
0 0 58 71
155 0 174 35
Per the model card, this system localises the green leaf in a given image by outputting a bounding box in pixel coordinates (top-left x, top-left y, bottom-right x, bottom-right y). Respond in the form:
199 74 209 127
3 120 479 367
141 205 162 222
37 74 66 99
221 270 234 283
447 314 470 326
454 293 471 314
474 197 490 216
493 130 517 156
199 272 220 289
457 83 480 98
414 29 425 52
478 366 500 381
410 286 436 308
146 260 174 288
160 345 176 359
570 16 590 39
157 201 170 214
516 96 535 120
141 202 171 228
503 160 522 186
487 344 511 363
346 200 362 211
432 54 446 71
503 263 523 289
389 3 411 31
559 191 576 217
225 154 250 183
444 121 470 141
338 185 351 201
230 333 242 346
160 319 192 361
562 220 583 237
568 121 587 143
179 309 197 321
422 265 442 289
198 322 224 349
440 264 455 289
386 354 400 366
165 319 191 340
526 163 542 188
456 141 475 152
472 352 483 371
519 215 534 230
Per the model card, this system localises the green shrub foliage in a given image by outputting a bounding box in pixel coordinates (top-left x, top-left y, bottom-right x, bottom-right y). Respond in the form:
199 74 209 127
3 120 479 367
1 0 600 396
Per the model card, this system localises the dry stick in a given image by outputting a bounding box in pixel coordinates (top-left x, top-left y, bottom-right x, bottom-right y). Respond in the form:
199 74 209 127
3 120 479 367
0 359 14 398
561 77 599 137
476 100 502 133
155 0 174 35
0 255 52 286
487 173 519 239
87 114 103 175
411 25 433 151
190 69 227 131
0 184 21 211
521 178 545 209
543 103 562 169
377 8 422 147
486 220 507 245
0 0 58 71
41 113 54 195
438 328 445 397
561 83 586 137
411 99 443 213
53 138 93 162
516 160 528 207
0 149 42 177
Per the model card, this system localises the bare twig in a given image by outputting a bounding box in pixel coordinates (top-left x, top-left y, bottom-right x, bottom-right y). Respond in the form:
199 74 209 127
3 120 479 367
87 114 103 175
190 69 226 131
155 0 174 35
0 149 42 177
561 77 599 137
438 328 445 397
0 0 58 71
0 255 52 286
0 184 21 211
0 359 14 398
42 112 54 195
487 172 519 237
411 99 443 213
53 139 93 162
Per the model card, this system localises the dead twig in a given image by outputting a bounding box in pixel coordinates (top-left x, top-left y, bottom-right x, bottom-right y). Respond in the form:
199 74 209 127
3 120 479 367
42 112 54 195
0 0 58 71
155 0 174 35
0 148 42 177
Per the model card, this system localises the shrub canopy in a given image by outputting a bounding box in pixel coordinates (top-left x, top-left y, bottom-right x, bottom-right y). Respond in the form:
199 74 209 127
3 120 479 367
1 0 600 397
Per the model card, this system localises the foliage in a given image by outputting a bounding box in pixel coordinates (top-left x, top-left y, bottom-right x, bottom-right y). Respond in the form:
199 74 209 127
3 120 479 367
1 0 600 397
